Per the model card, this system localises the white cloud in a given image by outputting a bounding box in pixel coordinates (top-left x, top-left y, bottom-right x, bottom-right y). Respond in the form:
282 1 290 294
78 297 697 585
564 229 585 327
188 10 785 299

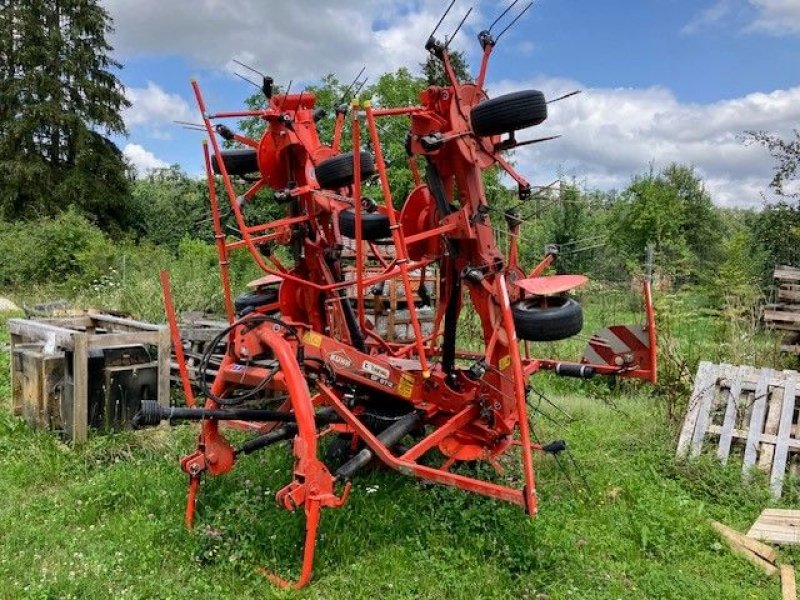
748 0 800 35
123 82 194 132
488 78 800 207
123 143 169 175
682 0 735 35
683 0 800 36
102 0 484 83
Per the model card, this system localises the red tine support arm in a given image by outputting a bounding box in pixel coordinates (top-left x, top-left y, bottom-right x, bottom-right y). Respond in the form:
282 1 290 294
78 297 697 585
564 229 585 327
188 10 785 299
363 102 431 376
202 141 235 323
160 270 196 408
352 107 367 331
495 273 538 515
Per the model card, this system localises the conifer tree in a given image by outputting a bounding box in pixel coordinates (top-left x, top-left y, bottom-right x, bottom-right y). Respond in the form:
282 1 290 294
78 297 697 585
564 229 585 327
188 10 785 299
0 0 131 229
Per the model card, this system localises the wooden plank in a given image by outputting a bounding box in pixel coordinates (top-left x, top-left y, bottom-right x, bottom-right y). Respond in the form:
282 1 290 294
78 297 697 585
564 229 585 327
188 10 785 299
677 361 714 457
707 424 800 451
71 333 88 444
765 310 800 324
758 373 785 472
782 565 797 600
771 372 798 497
87 312 163 331
9 335 19 415
40 315 94 329
743 368 773 476
711 520 779 576
157 326 171 409
86 331 161 349
691 363 722 456
779 289 800 302
8 319 76 350
711 520 779 563
718 365 744 463
748 509 800 545
775 268 800 282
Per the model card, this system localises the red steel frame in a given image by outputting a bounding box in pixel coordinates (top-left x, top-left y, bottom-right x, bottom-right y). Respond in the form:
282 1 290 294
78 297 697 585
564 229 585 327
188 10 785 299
167 30 658 589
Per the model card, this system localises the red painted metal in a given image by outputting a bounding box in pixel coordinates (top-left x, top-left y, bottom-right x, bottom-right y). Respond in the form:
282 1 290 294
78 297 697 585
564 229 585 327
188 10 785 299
160 25 659 589
159 270 196 408
514 274 589 296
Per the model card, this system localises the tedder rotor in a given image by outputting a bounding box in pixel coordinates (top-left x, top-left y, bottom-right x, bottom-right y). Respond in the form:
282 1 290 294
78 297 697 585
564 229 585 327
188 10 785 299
135 1 657 588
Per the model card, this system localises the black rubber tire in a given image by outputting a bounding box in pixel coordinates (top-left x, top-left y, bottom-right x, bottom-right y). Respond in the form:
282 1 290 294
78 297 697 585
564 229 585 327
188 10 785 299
512 296 583 342
315 151 375 189
234 288 279 316
470 90 548 137
338 208 391 241
211 149 259 176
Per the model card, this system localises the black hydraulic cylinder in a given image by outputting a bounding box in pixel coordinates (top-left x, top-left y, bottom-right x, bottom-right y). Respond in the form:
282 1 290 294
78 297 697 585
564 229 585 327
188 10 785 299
132 401 338 429
335 411 423 480
236 425 297 456
553 363 596 379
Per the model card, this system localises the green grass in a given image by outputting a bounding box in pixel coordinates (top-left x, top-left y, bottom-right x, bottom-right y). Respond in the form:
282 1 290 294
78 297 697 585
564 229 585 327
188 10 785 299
0 286 795 599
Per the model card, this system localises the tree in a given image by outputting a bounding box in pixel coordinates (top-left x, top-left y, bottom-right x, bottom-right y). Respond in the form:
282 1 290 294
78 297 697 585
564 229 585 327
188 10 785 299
754 202 800 273
0 0 131 229
421 50 471 86
609 164 721 280
747 129 800 200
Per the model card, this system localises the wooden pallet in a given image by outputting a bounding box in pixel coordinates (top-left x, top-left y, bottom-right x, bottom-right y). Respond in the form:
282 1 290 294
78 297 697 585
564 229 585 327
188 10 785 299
765 266 800 338
677 362 800 498
748 509 800 546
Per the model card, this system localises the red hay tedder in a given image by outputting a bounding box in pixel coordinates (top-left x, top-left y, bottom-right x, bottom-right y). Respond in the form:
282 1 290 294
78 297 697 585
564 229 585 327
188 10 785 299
134 1 656 588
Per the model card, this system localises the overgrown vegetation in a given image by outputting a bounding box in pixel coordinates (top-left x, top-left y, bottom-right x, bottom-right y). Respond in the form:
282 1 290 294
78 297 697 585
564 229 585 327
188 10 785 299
3 1 800 598
0 294 796 599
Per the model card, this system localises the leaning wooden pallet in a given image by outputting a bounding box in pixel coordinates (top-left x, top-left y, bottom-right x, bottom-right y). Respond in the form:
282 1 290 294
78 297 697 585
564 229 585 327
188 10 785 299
677 362 800 498
765 266 800 354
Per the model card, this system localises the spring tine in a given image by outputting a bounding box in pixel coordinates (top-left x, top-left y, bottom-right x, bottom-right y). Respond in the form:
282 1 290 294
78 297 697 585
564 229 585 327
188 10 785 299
339 65 366 105
511 134 562 148
495 1 533 43
548 90 582 104
352 77 370 101
279 80 293 112
489 0 520 32
234 71 261 90
429 0 458 41
232 58 265 78
445 7 473 48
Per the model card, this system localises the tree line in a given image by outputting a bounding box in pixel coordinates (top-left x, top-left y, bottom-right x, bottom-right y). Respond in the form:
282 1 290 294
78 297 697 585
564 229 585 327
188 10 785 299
1 0 798 299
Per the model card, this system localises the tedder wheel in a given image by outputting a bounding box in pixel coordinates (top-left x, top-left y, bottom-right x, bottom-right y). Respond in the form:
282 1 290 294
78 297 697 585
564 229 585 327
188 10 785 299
512 296 583 342
234 288 280 316
338 208 391 241
211 148 260 176
470 90 548 137
314 151 375 189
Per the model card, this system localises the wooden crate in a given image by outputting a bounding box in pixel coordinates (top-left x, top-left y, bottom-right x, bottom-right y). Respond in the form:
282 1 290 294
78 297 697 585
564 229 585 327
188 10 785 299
340 265 438 343
11 343 65 431
8 312 170 443
174 314 228 388
677 362 800 498
764 266 800 341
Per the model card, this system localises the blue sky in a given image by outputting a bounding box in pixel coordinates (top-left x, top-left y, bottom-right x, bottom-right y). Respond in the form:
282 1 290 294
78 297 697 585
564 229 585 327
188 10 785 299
103 0 800 206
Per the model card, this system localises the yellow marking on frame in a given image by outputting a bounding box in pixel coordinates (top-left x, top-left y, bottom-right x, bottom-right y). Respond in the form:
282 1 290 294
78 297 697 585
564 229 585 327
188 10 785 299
398 373 415 399
303 331 322 348
499 355 511 371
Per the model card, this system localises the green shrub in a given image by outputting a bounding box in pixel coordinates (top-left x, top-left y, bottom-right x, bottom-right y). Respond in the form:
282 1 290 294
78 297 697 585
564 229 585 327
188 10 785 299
0 210 114 287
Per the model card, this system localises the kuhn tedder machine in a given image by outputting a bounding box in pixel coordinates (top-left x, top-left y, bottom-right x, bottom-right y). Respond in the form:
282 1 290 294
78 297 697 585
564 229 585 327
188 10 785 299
134 1 656 588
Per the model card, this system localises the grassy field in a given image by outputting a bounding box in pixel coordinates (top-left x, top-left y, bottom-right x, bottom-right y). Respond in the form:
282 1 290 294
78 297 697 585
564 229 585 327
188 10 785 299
0 288 797 599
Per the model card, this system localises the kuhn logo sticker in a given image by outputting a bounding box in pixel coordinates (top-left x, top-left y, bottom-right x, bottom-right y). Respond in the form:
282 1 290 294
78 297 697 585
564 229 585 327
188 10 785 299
361 360 390 380
327 351 353 369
